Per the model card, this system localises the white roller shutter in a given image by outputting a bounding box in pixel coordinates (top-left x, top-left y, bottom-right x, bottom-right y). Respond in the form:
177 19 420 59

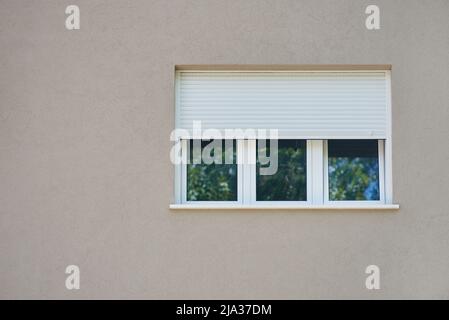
176 71 388 139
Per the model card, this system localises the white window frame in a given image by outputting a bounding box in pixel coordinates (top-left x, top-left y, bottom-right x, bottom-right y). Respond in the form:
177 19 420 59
176 138 390 208
179 139 312 206
249 139 312 207
171 68 398 210
323 139 385 207
180 139 243 206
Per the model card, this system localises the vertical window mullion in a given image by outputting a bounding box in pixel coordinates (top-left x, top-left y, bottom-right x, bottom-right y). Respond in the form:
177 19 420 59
241 140 256 204
378 140 386 203
249 139 256 204
310 140 324 205
384 139 393 204
323 140 330 204
174 139 182 204
237 140 244 204
181 139 188 204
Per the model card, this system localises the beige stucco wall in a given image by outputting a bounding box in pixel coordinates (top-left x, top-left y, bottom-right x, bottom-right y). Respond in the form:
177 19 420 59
0 0 448 299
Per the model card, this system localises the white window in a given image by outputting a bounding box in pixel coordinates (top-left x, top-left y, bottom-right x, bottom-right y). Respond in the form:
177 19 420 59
172 67 398 210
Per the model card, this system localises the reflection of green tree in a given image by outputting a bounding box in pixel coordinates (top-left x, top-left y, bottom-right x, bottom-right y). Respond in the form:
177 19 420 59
257 140 307 201
187 164 237 201
329 157 379 200
187 140 237 201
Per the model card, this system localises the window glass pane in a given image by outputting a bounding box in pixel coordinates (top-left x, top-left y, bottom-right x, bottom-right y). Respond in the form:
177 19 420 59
328 140 380 201
187 140 237 201
256 140 307 201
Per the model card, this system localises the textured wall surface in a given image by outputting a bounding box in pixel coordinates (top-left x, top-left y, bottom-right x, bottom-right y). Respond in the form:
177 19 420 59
0 0 448 299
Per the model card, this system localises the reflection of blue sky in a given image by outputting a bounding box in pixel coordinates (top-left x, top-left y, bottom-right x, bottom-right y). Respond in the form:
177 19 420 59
364 180 379 199
364 161 379 199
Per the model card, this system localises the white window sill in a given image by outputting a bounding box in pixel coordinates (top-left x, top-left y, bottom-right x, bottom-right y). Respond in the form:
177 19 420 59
170 204 400 210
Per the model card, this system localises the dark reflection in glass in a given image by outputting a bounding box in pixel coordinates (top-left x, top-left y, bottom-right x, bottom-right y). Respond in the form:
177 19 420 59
187 140 237 201
257 140 307 201
328 140 380 201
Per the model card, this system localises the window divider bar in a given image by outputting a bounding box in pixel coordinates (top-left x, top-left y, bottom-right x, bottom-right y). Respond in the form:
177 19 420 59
378 140 386 203
237 140 245 204
180 139 188 204
310 140 324 205
243 140 256 204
